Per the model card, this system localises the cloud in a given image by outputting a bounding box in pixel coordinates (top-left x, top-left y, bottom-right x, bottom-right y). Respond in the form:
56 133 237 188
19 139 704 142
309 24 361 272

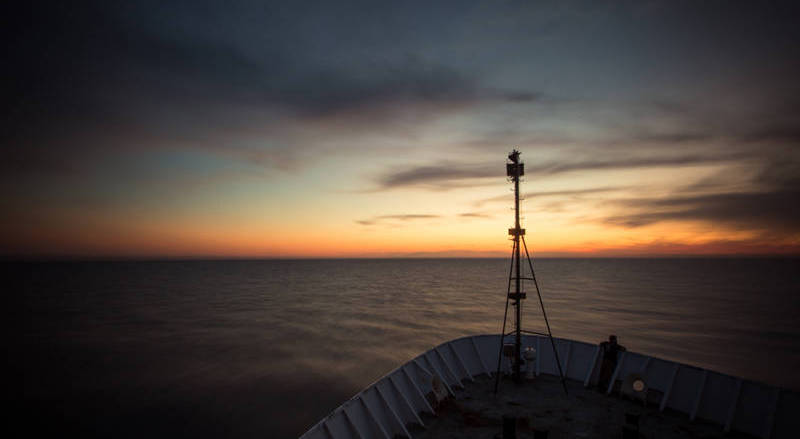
475 186 625 207
741 125 800 144
628 133 712 144
558 238 800 257
376 163 498 189
369 249 507 258
525 153 748 176
355 214 440 226
600 191 799 229
3 0 555 179
6 1 798 180
358 212 492 225
601 161 800 233
375 153 746 190
459 212 492 218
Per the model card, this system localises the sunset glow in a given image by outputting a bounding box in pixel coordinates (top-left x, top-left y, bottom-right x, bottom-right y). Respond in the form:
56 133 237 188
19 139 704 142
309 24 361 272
3 1 799 258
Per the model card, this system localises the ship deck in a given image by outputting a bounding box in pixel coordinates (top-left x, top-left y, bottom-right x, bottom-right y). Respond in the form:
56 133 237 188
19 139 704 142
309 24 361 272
414 374 753 439
299 335 798 439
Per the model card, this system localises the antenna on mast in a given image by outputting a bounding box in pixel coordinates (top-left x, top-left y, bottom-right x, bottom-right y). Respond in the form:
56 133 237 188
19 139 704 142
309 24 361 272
494 149 568 395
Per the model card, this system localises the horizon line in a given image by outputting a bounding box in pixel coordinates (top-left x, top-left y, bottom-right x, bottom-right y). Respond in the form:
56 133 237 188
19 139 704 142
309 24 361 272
4 254 799 262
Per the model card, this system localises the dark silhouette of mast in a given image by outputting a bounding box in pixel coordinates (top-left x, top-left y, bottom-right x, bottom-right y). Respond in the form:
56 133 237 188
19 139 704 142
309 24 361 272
494 149 568 395
508 149 525 383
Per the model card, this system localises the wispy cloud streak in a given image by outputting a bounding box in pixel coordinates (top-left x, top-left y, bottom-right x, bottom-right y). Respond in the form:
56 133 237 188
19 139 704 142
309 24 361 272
355 214 439 226
458 212 492 218
475 187 624 207
376 153 747 190
601 161 800 234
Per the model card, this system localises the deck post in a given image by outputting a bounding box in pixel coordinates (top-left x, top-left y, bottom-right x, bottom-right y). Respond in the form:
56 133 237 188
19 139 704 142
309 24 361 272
434 347 464 387
423 353 455 396
724 379 742 432
389 374 428 423
322 422 337 439
763 388 780 439
660 364 680 412
584 345 601 387
359 396 391 439
470 337 492 376
401 366 436 415
375 385 413 438
448 342 475 382
342 406 366 439
412 358 433 377
639 357 651 374
690 370 708 421
606 352 626 394
562 341 572 377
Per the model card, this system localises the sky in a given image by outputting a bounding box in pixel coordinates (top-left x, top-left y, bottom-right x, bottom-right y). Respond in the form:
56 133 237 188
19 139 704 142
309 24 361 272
2 0 799 258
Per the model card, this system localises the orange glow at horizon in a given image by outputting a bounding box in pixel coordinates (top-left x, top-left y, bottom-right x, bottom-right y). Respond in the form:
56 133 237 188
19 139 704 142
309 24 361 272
5 199 798 258
2 127 798 259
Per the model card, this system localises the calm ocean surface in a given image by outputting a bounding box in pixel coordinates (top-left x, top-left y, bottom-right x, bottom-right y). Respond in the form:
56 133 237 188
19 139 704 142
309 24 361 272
14 258 800 438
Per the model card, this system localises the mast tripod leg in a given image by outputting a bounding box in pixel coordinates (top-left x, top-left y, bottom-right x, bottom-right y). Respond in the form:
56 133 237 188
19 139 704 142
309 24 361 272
522 235 569 396
494 239 517 395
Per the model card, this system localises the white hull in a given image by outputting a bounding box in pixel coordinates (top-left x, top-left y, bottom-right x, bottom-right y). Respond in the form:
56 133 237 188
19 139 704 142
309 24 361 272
300 334 799 439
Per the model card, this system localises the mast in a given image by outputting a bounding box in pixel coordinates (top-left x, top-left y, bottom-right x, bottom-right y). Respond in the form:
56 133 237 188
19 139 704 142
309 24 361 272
494 149 568 395
507 149 525 383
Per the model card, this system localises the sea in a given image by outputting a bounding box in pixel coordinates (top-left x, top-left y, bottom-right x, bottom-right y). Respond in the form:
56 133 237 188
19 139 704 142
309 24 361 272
13 258 800 438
